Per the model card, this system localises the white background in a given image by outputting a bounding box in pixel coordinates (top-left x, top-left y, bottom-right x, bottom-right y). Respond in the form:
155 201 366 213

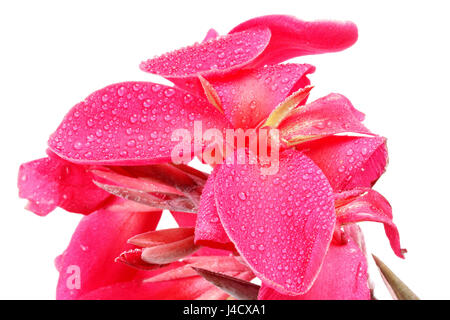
1 0 449 299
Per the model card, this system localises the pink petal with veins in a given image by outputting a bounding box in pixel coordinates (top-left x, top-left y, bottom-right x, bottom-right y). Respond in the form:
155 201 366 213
18 152 110 216
128 227 195 248
140 28 271 78
230 15 358 67
336 188 404 258
214 149 336 294
48 82 231 165
147 256 251 283
55 208 162 300
279 93 371 142
300 136 388 192
105 198 160 213
116 248 166 271
212 63 315 129
91 167 184 196
195 168 234 250
258 238 370 300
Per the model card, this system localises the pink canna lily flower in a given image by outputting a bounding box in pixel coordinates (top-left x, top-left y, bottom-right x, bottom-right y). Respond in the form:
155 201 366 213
18 15 404 300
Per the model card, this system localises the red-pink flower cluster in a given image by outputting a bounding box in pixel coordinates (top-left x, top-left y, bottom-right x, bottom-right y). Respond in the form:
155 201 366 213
18 15 404 300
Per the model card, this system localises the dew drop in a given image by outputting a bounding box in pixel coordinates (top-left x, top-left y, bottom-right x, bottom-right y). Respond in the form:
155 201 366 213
238 192 247 200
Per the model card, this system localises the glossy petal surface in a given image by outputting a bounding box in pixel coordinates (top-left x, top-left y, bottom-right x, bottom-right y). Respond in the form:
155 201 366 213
195 168 233 249
213 64 315 128
230 15 358 67
336 188 404 258
49 82 230 165
279 93 371 143
18 153 110 216
55 209 161 299
258 239 370 300
140 28 271 78
215 149 335 294
300 136 388 191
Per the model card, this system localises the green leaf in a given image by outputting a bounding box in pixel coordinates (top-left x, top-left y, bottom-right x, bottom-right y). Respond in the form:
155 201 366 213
192 267 260 300
372 254 419 300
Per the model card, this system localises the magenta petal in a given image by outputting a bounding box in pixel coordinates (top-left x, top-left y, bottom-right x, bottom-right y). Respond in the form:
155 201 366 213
18 153 111 216
230 15 358 67
171 211 197 227
214 149 336 294
300 136 388 192
140 28 271 78
258 238 370 300
212 63 315 128
48 82 231 165
279 93 371 143
56 208 161 299
79 276 228 300
195 167 234 250
336 188 404 258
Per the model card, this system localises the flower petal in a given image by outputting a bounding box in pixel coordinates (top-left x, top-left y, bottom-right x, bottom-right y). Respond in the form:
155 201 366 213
300 136 388 191
212 64 315 128
140 28 271 78
78 275 229 300
214 149 336 294
48 82 231 165
170 211 196 227
336 188 404 258
93 181 198 213
193 267 259 300
141 235 200 264
195 168 234 250
55 208 161 300
116 248 167 271
18 152 111 216
230 15 358 67
258 238 370 300
279 93 371 145
146 256 252 283
128 227 195 247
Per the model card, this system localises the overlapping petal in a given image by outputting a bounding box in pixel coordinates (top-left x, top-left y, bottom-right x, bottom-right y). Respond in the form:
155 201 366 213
195 168 234 250
335 188 404 258
258 238 370 300
279 93 371 144
230 15 358 68
18 152 111 216
212 63 315 128
171 211 197 227
214 148 336 294
79 275 227 300
81 255 252 300
55 208 162 299
48 82 231 165
300 136 388 191
140 28 271 78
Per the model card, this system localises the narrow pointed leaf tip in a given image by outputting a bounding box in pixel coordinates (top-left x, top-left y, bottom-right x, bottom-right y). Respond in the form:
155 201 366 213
193 267 260 300
372 255 419 300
